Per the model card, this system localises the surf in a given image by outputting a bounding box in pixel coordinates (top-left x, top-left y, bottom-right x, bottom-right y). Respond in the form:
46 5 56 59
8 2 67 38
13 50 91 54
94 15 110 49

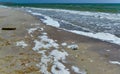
22 7 120 45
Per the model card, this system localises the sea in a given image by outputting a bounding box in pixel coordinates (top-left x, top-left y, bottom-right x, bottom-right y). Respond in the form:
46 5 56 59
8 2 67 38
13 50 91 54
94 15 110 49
2 3 120 45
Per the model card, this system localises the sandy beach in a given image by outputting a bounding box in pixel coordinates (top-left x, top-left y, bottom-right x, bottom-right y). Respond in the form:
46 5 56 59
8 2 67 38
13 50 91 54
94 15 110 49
0 7 120 74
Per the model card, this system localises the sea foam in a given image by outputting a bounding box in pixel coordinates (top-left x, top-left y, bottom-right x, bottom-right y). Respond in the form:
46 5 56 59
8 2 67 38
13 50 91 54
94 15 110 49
26 8 120 45
26 7 120 20
30 12 60 28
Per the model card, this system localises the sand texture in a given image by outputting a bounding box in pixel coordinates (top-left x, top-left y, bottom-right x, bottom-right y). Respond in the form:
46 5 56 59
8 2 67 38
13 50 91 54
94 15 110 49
0 7 120 74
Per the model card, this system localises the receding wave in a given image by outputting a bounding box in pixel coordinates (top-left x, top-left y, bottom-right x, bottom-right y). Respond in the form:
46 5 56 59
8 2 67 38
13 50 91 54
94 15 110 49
22 7 120 45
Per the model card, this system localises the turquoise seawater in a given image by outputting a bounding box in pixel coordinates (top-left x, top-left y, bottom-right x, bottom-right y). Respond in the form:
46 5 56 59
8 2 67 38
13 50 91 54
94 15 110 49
2 3 120 13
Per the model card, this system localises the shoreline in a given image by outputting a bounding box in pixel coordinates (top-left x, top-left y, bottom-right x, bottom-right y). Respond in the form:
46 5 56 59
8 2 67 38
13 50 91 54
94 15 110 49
26 7 120 46
0 7 120 74
22 7 120 73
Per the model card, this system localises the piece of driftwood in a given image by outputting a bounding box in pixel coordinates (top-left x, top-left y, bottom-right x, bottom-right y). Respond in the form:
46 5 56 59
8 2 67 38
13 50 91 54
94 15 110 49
1 28 16 30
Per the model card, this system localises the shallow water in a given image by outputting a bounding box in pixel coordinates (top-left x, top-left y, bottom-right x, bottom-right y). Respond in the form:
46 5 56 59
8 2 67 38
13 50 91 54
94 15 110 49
22 8 120 36
17 7 120 45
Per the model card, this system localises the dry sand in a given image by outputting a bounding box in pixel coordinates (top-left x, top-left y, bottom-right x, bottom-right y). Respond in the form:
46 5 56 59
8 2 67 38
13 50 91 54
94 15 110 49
0 7 120 74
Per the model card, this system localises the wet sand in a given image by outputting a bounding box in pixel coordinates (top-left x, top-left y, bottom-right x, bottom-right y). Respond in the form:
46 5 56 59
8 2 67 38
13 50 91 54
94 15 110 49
0 7 120 74
43 25 120 74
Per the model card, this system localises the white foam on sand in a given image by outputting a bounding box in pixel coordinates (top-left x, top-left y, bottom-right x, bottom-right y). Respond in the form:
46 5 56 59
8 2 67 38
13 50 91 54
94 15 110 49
33 35 59 51
50 50 68 62
27 27 44 36
26 16 86 74
50 50 70 74
16 41 28 48
27 27 39 37
28 27 38 34
51 61 70 74
109 61 120 65
70 30 120 45
36 49 70 74
61 42 67 46
72 66 87 74
36 51 51 74
67 44 78 49
31 12 60 28
33 42 70 74
31 31 70 74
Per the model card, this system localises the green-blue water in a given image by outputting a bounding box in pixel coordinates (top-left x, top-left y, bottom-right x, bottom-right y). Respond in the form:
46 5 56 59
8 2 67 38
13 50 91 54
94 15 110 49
2 3 120 13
